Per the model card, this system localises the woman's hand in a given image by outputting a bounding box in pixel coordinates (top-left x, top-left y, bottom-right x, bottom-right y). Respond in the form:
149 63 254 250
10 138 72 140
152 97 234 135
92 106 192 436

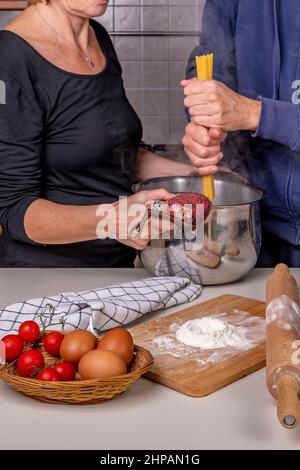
96 189 175 250
182 78 261 132
182 123 226 176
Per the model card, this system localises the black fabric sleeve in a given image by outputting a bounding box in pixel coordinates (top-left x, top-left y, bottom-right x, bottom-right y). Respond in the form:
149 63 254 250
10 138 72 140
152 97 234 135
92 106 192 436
0 64 44 244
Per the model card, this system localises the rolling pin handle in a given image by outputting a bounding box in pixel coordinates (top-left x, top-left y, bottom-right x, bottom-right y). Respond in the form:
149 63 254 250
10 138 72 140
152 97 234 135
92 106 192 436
274 263 289 274
277 375 300 429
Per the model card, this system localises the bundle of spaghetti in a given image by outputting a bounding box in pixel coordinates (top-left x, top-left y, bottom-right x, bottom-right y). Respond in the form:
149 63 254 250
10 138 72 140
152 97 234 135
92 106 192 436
195 53 215 201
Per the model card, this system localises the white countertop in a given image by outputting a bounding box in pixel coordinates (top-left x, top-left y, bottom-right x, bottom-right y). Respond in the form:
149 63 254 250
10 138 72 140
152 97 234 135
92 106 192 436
1 268 300 450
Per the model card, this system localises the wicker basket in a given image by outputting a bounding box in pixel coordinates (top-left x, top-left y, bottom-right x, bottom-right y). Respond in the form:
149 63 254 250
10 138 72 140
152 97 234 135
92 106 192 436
0 331 153 405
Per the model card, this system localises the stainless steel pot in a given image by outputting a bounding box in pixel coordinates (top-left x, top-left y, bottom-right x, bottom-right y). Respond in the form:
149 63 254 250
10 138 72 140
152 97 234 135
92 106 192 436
133 172 263 285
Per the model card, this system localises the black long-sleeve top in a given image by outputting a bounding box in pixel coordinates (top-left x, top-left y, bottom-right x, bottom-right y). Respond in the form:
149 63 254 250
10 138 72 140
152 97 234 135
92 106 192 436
0 20 143 267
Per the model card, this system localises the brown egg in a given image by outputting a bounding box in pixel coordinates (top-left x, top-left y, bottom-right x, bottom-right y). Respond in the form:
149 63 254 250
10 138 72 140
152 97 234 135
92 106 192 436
60 330 97 363
97 327 134 365
79 349 127 380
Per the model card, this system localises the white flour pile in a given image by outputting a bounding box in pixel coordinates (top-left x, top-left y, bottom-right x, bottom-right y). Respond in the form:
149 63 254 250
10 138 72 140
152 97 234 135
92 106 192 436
175 317 250 349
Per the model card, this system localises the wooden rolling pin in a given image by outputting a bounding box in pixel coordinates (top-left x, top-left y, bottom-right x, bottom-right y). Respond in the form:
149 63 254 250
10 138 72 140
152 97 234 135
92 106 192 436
266 264 300 428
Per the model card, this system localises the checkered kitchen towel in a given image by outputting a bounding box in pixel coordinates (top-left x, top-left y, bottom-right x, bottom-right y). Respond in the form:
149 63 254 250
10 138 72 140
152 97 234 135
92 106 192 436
0 277 201 338
156 244 202 285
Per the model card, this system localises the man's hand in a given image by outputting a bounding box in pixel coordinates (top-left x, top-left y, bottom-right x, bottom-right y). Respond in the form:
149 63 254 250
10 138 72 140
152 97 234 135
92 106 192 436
182 123 226 176
182 78 261 132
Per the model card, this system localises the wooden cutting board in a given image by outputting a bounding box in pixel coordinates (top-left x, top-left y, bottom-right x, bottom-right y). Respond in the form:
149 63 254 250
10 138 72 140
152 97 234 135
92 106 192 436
130 295 266 397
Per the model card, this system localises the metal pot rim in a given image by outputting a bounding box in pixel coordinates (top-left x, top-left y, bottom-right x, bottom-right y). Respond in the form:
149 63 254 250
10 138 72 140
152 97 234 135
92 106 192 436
132 173 264 207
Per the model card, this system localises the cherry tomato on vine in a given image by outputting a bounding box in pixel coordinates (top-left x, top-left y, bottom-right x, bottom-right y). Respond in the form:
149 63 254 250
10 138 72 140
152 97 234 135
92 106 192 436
2 334 24 361
43 332 64 356
53 362 76 381
17 349 44 377
37 368 60 381
19 321 40 343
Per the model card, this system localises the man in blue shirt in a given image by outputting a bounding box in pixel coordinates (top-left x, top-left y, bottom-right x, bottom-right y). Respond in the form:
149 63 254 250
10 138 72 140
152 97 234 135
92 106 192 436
183 0 300 266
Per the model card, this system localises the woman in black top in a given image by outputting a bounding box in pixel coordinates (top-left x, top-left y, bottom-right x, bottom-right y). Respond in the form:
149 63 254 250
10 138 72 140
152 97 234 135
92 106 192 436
0 0 191 267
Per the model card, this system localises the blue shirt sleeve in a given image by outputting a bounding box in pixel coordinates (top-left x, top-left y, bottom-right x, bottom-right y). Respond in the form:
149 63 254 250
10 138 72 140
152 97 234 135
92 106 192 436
253 97 300 152
0 65 43 244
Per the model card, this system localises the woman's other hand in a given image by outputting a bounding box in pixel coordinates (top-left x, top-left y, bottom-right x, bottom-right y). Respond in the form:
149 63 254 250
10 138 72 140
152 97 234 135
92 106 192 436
96 189 175 250
182 123 226 176
182 78 261 132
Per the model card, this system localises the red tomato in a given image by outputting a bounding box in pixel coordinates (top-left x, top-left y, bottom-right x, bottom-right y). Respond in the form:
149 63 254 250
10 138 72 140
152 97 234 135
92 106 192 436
70 361 79 371
19 321 40 343
53 362 76 381
43 332 64 356
37 368 60 381
17 349 45 377
2 334 24 361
